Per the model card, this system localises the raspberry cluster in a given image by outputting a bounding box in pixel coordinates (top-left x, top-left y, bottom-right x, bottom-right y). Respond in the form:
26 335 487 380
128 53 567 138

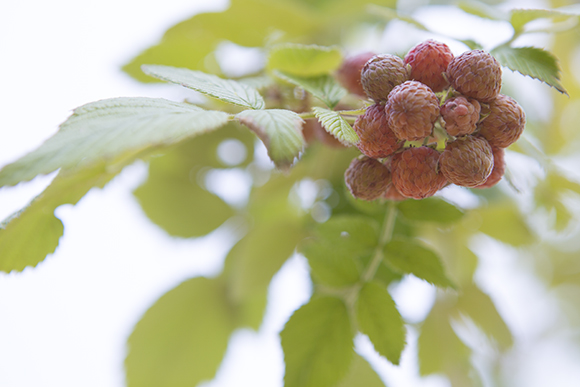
341 40 526 201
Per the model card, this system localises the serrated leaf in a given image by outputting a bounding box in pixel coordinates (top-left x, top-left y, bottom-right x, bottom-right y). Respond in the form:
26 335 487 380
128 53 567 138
236 109 305 169
275 71 347 108
267 43 343 76
126 277 236 387
0 163 116 273
312 107 359 145
336 353 386 387
281 296 353 387
455 285 513 348
397 197 464 224
491 45 567 95
510 8 578 34
475 202 534 246
383 238 456 289
0 98 229 188
142 65 265 109
133 125 255 238
357 281 406 364
300 239 361 287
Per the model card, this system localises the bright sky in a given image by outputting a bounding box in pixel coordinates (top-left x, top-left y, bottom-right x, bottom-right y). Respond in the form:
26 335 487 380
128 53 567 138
1 1 580 387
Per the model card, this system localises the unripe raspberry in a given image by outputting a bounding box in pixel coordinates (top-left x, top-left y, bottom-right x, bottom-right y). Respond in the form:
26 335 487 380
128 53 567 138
386 81 440 141
404 40 454 92
391 146 447 199
446 50 502 103
361 54 410 102
440 96 481 137
474 146 505 189
439 136 493 187
353 103 404 158
477 94 526 148
336 51 376 97
345 156 392 201
383 183 408 201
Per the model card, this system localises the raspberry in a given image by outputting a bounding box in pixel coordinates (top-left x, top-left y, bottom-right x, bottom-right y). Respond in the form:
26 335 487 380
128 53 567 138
383 183 408 201
353 103 404 158
336 51 376 97
446 50 502 103
391 146 447 199
477 94 526 148
440 96 481 137
404 40 454 92
386 81 440 141
474 146 505 189
344 156 392 201
439 136 493 187
361 54 410 102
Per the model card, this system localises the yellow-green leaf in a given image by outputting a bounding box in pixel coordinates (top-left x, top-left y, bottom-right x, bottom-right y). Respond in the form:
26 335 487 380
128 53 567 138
267 43 343 76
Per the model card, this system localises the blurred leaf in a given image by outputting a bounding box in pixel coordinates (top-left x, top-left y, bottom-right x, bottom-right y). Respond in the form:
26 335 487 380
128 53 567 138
336 353 386 387
123 0 318 82
456 285 513 348
312 107 359 145
281 296 353 387
476 203 534 246
300 239 361 287
373 261 403 286
357 281 406 364
267 44 343 76
368 4 429 31
0 163 116 272
418 301 472 385
225 218 304 328
126 276 236 387
142 65 265 109
397 197 464 224
0 98 229 188
458 0 507 21
314 214 379 255
134 125 254 237
491 45 567 95
534 171 580 231
275 71 347 108
384 237 456 289
236 109 305 169
510 8 579 34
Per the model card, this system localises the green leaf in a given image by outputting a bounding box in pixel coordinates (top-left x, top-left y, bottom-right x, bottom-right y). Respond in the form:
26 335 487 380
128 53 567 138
357 281 406 364
236 109 305 169
126 276 236 387
0 163 117 272
267 43 343 76
122 0 318 82
383 238 456 289
336 354 386 387
314 215 379 255
455 285 513 349
368 4 429 31
397 197 464 224
0 98 229 188
312 107 359 145
142 65 265 109
491 45 567 95
300 239 361 287
475 202 534 246
458 0 507 21
275 71 347 108
510 8 579 34
281 296 353 387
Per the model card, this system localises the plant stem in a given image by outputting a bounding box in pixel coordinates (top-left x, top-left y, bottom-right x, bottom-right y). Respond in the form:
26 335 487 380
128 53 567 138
362 201 397 283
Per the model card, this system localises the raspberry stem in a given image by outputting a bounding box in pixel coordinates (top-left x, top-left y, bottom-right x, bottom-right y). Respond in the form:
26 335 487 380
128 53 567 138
361 201 397 282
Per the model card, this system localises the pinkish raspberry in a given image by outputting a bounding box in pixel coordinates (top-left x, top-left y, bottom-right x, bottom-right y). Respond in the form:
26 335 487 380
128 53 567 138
386 81 440 141
404 40 454 92
361 54 410 102
474 146 505 189
383 183 408 201
446 50 502 103
391 146 447 199
345 156 392 201
439 136 493 187
353 103 404 158
336 51 377 97
477 94 526 148
440 96 481 137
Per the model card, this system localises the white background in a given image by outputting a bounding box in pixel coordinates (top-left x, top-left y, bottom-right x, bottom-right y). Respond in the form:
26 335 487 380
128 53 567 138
1 1 580 387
